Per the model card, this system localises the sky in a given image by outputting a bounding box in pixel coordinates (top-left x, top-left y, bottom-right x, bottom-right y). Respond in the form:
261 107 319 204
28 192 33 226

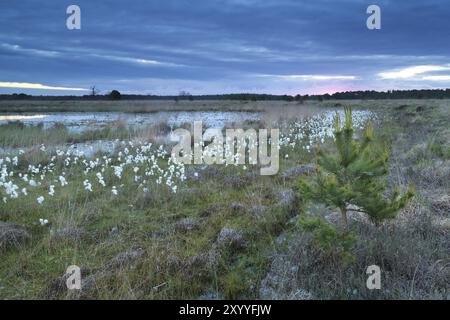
1 0 450 95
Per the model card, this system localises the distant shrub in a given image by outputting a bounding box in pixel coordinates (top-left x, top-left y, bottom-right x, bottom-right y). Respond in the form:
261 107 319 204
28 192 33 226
109 90 121 100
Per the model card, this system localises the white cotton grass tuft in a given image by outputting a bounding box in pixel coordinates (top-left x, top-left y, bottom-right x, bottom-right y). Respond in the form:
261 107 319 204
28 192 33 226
37 196 45 204
59 175 68 186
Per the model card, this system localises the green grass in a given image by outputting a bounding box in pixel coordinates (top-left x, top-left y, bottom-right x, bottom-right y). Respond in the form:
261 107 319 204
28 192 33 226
0 135 311 299
0 120 172 149
0 122 71 148
0 99 449 299
0 99 272 113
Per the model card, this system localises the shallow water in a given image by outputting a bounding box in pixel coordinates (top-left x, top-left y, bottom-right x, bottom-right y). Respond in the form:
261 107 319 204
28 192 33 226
0 111 261 132
0 109 377 157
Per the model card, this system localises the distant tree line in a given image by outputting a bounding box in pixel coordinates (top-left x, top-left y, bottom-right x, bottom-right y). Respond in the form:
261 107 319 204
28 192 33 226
2 89 450 101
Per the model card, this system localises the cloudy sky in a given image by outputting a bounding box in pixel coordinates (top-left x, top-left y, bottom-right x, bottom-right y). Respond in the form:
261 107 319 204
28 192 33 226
1 0 450 95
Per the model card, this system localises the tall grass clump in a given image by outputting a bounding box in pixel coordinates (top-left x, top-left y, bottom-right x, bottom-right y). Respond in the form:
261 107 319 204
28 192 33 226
0 122 70 147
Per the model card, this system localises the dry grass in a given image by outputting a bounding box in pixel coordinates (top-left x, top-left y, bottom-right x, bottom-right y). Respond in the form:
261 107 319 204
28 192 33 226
0 99 448 300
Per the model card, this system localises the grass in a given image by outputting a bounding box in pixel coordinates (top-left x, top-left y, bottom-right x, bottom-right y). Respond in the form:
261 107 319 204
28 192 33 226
263 100 449 299
0 99 449 299
0 122 71 148
0 164 302 299
0 120 173 149
0 98 417 115
0 100 274 113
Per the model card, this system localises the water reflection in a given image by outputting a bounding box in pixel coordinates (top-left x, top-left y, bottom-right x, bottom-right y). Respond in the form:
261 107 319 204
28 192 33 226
0 114 47 121
0 111 261 132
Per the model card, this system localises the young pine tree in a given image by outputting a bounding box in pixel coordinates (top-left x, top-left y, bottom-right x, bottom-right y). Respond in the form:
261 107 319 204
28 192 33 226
300 107 414 230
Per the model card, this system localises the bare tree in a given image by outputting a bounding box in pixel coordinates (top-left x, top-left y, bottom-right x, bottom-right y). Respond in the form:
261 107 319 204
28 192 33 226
179 90 191 97
179 90 194 101
90 85 100 96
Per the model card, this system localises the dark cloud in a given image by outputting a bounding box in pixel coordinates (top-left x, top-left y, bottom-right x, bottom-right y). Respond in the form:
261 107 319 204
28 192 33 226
0 0 449 94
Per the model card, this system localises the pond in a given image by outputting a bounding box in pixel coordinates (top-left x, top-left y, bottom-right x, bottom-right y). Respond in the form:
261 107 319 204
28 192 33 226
0 109 377 157
0 111 262 132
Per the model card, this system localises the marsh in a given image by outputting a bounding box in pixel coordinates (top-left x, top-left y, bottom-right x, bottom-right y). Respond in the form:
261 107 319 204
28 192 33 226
0 99 448 299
